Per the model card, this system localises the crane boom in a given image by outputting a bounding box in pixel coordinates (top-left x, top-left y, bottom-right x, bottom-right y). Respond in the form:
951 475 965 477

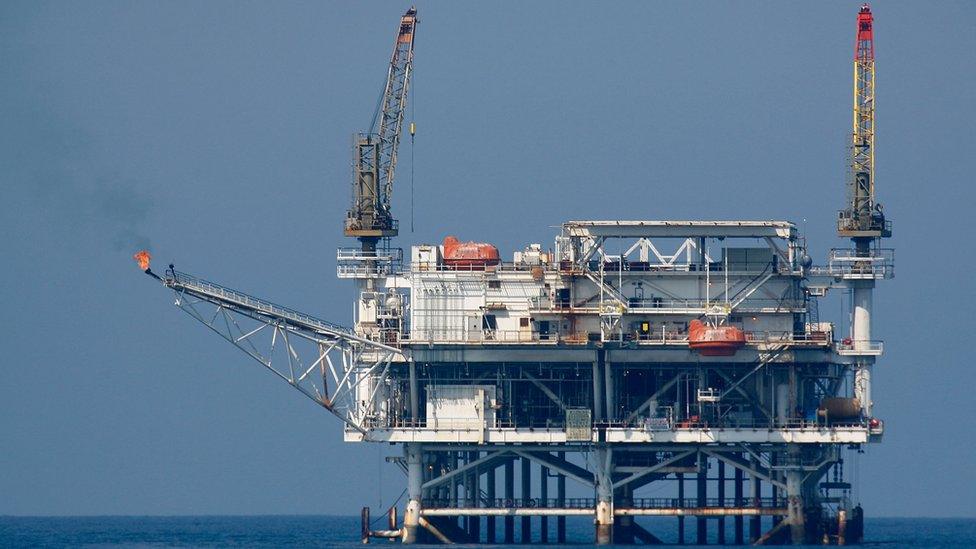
839 3 890 239
142 264 399 434
344 8 417 246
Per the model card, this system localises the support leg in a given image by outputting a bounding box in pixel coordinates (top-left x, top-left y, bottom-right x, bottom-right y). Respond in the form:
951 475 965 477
504 458 515 543
540 462 549 543
786 468 806 544
468 451 480 542
521 456 531 543
486 464 496 543
557 452 567 543
750 457 762 543
402 444 423 544
697 453 707 544
734 458 744 544
677 472 685 544
718 458 726 544
595 447 613 545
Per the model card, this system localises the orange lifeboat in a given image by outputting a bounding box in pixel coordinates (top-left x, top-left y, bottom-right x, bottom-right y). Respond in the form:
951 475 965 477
443 236 500 270
688 319 746 356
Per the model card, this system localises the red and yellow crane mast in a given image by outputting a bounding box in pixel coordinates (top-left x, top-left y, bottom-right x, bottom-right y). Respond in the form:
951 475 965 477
840 4 890 241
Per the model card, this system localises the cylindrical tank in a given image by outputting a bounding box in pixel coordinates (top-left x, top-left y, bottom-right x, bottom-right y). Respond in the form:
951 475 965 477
818 397 862 421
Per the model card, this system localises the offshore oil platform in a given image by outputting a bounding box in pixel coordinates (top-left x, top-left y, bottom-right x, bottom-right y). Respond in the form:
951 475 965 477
136 5 893 545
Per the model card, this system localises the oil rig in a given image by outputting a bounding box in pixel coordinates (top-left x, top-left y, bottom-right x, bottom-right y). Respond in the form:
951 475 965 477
136 5 892 545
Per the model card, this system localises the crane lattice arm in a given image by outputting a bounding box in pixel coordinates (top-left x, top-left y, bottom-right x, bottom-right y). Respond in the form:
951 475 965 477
345 8 417 242
145 265 402 435
839 4 890 239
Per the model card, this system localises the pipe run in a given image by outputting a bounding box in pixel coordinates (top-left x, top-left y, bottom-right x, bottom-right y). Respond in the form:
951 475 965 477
420 507 788 517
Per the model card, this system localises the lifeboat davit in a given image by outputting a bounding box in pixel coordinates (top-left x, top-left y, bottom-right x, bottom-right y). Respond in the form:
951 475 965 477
688 319 746 356
443 236 500 270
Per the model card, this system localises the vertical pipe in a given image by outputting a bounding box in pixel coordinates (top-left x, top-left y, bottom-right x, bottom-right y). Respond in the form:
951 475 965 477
468 451 480 542
771 453 781 528
717 459 726 544
677 472 685 544
750 456 762 543
408 359 419 423
595 447 614 545
540 463 549 542
593 360 604 422
734 460 744 545
697 453 707 544
604 357 615 421
486 464 496 543
557 452 567 543
504 458 515 543
402 443 423 544
521 456 532 543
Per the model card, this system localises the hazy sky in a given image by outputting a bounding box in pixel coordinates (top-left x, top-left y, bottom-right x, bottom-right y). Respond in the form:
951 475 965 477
2 1 974 517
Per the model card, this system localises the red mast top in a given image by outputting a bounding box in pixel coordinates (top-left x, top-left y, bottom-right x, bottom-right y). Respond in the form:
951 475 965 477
855 4 874 61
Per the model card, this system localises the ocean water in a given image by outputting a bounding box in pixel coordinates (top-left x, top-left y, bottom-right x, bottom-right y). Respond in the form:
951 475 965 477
1 515 974 548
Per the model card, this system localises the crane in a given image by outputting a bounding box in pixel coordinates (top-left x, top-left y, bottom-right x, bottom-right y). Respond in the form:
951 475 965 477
128 10 419 433
837 4 893 421
838 3 891 242
344 7 417 255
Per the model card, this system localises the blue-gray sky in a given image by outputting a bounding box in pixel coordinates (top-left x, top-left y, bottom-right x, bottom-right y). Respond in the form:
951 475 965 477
2 1 974 517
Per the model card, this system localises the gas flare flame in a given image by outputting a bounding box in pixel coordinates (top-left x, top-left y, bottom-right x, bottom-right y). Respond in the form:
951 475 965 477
133 250 151 271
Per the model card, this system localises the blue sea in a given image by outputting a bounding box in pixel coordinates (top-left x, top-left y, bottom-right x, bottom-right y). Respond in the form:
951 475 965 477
1 516 974 548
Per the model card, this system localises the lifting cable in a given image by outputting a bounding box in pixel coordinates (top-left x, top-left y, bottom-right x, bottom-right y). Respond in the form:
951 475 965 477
409 71 416 233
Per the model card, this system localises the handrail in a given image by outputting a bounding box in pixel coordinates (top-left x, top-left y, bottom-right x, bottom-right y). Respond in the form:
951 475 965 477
164 269 353 336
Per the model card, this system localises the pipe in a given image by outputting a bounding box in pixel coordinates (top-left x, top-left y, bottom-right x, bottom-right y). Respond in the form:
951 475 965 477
408 360 419 422
420 507 788 517
734 460 744 544
592 360 604 422
504 458 515 543
717 459 726 544
540 463 549 542
557 451 567 543
615 507 787 517
424 507 595 516
697 453 707 544
521 456 531 542
486 463 496 543
418 516 451 544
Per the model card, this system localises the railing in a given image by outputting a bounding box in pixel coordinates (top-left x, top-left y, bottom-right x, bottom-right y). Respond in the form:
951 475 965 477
836 211 892 235
403 327 836 347
376 416 870 431
835 340 884 355
407 261 798 276
809 248 894 279
529 297 806 313
387 418 516 429
337 247 404 262
630 497 780 509
421 497 782 509
423 497 595 509
336 263 401 277
336 247 404 278
164 269 352 336
405 328 576 345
